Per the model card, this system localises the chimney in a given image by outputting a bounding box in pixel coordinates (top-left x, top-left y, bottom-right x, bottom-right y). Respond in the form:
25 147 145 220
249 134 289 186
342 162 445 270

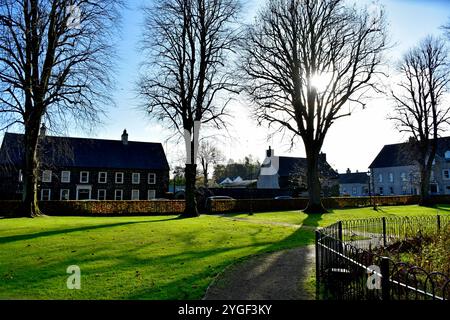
319 152 326 163
266 146 274 157
346 168 351 174
121 129 128 145
39 123 46 137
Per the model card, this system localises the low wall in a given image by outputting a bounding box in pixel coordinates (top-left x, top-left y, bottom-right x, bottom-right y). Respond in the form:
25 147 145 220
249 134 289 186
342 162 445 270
0 200 186 217
2 195 450 217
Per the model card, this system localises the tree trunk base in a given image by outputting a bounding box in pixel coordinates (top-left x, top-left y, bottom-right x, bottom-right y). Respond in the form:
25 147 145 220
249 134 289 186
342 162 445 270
419 197 434 207
180 211 200 218
19 201 45 218
303 202 328 214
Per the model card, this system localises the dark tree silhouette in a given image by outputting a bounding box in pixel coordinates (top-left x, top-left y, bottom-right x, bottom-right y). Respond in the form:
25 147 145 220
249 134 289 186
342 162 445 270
139 0 241 217
0 0 121 217
197 140 224 187
390 36 450 206
240 0 388 213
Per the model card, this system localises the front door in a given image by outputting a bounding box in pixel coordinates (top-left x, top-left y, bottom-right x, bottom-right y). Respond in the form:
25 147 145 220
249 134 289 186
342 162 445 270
77 187 91 200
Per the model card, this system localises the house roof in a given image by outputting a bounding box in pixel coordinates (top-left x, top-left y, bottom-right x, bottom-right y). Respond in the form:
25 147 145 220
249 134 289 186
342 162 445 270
339 172 369 184
278 156 338 178
369 137 450 168
0 132 170 170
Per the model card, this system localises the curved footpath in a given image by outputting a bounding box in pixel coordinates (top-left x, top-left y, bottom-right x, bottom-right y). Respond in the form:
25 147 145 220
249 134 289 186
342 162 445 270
203 245 316 300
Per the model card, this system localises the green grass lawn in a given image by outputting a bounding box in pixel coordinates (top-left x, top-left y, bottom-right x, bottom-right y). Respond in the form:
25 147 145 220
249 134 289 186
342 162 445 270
0 215 313 300
225 204 450 228
1 204 448 300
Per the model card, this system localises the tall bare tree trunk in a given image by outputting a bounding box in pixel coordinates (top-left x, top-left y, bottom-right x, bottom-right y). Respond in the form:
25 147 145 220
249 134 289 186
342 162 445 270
183 163 199 217
419 165 432 206
304 148 327 214
21 124 42 217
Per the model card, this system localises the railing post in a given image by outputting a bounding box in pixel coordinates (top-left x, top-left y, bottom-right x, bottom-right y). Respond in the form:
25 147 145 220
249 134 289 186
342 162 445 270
382 217 387 247
315 230 320 300
380 257 390 301
338 221 343 242
437 215 441 233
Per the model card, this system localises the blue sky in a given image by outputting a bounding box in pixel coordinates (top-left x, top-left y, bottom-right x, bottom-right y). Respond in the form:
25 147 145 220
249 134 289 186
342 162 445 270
2 0 450 174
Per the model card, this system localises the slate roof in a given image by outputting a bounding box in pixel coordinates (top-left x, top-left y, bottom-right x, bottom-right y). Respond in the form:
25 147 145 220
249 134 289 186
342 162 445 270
339 172 369 184
278 156 338 179
369 137 450 168
0 133 170 170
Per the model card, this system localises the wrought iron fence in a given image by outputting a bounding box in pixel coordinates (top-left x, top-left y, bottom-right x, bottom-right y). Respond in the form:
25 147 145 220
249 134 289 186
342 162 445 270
316 215 450 300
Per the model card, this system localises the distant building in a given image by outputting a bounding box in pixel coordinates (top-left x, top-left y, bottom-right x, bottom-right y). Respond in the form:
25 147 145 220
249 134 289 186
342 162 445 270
0 127 170 200
369 137 450 195
257 147 339 195
338 169 369 197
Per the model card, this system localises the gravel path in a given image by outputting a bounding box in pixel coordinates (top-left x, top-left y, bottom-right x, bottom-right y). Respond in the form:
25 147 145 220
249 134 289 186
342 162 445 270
203 245 316 300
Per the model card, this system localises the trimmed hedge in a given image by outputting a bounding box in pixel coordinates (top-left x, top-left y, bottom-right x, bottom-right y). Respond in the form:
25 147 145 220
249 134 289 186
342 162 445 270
0 200 185 217
2 195 450 216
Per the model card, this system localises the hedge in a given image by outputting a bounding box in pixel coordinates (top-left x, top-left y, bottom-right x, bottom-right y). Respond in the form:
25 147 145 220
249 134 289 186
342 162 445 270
2 195 450 217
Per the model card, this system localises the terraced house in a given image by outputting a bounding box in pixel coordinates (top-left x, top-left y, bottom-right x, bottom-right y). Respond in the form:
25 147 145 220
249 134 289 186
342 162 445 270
0 127 170 200
369 137 450 196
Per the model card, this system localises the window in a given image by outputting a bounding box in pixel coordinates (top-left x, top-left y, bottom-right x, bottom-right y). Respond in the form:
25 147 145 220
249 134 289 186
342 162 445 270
42 170 52 182
18 169 23 182
445 151 450 160
378 174 383 183
41 189 51 200
60 189 70 200
115 189 123 200
80 171 89 183
148 190 156 200
132 173 140 184
443 169 450 180
98 189 106 200
401 172 407 182
131 189 140 200
431 170 435 181
61 171 71 183
389 173 394 183
389 187 394 194
352 187 357 195
98 172 107 184
148 173 156 184
430 184 438 194
115 172 124 184
379 187 383 195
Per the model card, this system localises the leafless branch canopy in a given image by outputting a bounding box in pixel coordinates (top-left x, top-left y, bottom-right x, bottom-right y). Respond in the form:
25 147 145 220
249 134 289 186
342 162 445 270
240 0 387 151
0 0 121 133
138 0 241 136
390 36 450 144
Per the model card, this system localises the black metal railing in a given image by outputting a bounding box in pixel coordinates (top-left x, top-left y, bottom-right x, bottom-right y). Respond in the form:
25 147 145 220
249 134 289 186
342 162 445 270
316 215 450 300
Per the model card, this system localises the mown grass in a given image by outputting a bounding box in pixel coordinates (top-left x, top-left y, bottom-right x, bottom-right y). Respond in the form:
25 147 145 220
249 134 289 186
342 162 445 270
0 215 313 300
1 204 447 300
225 204 450 228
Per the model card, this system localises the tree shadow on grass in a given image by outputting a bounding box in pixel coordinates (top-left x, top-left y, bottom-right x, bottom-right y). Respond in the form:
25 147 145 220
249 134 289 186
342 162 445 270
0 216 184 244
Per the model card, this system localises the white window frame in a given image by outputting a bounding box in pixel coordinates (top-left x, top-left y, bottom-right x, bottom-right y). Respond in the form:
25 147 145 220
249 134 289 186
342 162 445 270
80 171 89 183
75 185 92 200
132 173 140 184
60 189 70 200
389 173 394 183
61 171 71 183
352 187 357 195
115 189 123 200
41 189 51 200
148 189 156 200
98 189 106 200
443 169 450 180
131 189 140 200
115 172 124 184
401 172 407 182
42 170 52 183
18 169 23 182
378 174 383 183
148 173 156 184
98 172 107 184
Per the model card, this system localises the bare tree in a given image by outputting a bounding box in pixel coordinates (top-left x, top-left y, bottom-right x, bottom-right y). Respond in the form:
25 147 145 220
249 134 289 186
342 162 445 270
0 0 121 217
197 140 224 187
139 0 241 217
390 36 450 206
240 0 387 213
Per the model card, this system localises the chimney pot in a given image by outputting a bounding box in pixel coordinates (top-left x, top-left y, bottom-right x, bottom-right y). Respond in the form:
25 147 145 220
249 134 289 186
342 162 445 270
122 129 128 145
346 168 351 174
266 146 274 157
